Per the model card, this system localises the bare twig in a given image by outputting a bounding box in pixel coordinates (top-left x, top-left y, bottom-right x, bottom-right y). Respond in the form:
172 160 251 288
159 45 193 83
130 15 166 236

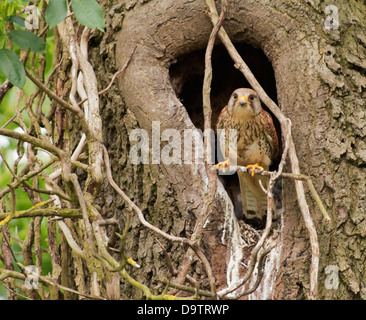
0 128 63 158
156 238 178 276
173 0 228 299
78 46 136 107
0 208 82 221
222 166 330 222
161 278 213 298
0 80 13 104
11 263 106 300
103 145 216 297
57 221 86 259
103 145 189 244
24 68 94 141
98 47 136 96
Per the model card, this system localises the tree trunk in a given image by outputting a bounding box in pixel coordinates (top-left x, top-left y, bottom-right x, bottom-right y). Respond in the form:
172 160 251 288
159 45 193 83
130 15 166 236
88 0 366 299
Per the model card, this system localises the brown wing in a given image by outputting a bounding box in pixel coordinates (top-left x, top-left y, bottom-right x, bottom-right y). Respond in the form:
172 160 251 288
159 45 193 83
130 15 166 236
261 110 280 160
216 104 229 132
216 105 229 160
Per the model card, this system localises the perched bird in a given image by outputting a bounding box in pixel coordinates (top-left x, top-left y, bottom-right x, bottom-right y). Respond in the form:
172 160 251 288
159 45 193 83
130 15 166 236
216 88 280 225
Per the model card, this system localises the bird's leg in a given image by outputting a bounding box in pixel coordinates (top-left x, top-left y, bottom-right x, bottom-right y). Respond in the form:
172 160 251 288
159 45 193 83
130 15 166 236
246 163 264 177
216 158 230 173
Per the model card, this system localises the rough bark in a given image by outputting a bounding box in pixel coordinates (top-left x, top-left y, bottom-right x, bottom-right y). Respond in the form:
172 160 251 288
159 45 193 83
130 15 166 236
89 0 366 299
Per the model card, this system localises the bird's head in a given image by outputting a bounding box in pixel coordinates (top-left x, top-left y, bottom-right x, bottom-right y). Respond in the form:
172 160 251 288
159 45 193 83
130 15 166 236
228 88 262 120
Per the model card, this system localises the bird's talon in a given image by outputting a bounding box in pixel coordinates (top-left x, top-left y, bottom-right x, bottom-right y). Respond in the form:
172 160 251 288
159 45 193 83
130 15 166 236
246 163 264 176
216 159 230 173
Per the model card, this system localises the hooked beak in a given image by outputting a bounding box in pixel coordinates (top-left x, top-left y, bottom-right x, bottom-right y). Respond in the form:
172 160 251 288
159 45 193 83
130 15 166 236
239 96 249 106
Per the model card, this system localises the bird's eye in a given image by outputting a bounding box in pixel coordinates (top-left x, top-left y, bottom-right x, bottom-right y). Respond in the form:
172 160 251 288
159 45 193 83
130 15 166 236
233 93 238 100
249 95 255 101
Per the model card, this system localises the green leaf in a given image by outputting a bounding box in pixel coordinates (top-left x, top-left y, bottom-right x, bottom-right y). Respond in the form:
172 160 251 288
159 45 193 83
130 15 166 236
0 49 25 88
71 0 105 32
0 32 6 49
8 30 46 53
45 0 67 29
6 15 25 28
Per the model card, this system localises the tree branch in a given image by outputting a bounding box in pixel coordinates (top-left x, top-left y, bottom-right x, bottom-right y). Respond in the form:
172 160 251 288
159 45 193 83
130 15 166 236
0 208 82 221
0 128 64 158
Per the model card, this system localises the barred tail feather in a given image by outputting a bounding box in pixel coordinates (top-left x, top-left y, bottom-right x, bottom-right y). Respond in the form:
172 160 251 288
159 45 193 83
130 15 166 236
238 172 276 225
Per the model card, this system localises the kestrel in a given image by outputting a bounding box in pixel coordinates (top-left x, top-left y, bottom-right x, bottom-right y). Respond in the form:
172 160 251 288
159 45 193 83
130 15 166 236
216 88 280 224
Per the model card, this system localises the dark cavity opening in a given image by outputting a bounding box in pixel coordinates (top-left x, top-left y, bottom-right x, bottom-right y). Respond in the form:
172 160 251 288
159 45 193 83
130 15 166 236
169 43 282 229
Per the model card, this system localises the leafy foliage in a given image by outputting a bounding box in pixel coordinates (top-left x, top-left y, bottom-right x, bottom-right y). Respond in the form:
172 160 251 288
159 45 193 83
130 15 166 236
0 0 105 299
8 30 46 53
0 0 105 88
0 48 25 87
71 0 105 32
45 0 68 29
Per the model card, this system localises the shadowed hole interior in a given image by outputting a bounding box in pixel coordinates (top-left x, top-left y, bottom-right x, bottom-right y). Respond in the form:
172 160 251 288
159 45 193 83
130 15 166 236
169 43 282 229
